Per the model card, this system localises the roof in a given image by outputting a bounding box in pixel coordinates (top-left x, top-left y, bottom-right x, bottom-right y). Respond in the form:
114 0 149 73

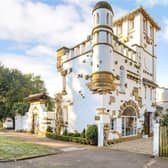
113 6 160 31
25 93 48 102
93 1 114 14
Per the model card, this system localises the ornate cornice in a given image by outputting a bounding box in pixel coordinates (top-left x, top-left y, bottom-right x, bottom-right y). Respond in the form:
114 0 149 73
113 6 160 31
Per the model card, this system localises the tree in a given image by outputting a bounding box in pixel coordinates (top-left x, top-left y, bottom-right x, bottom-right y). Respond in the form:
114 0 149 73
161 113 168 126
0 63 47 125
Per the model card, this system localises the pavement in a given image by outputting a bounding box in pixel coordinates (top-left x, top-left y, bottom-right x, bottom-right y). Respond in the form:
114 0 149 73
109 137 153 155
0 130 168 168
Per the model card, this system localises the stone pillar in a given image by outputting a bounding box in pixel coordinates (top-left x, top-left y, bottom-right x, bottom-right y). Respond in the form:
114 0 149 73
95 108 110 147
98 122 104 147
153 123 160 156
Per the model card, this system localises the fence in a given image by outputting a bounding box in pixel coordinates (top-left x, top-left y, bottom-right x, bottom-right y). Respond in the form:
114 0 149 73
159 126 168 157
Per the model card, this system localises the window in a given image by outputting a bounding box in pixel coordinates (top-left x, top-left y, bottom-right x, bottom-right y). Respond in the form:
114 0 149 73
106 13 109 24
118 23 122 36
120 66 125 92
129 18 134 30
96 13 99 24
111 119 115 130
145 86 147 99
96 32 99 43
150 25 153 38
150 88 152 100
143 18 147 33
106 32 109 43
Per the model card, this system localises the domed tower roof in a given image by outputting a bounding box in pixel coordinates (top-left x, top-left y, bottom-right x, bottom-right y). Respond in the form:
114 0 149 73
93 1 113 14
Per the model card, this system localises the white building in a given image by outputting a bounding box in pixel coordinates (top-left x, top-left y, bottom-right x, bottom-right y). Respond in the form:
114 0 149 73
156 87 168 113
56 1 160 141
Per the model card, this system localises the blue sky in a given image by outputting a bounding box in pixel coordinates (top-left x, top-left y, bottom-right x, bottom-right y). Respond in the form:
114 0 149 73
0 0 168 96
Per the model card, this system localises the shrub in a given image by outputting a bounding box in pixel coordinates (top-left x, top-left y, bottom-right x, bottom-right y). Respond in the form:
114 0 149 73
80 129 86 138
46 132 88 144
46 126 53 133
86 125 98 145
63 128 68 135
73 130 81 137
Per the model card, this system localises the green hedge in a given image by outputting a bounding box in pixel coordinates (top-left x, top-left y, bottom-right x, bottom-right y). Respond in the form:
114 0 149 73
85 125 98 145
46 132 89 144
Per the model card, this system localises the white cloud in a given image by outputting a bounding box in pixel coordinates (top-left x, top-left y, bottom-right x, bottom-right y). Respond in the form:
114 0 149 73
0 0 127 46
135 0 168 7
0 0 92 46
26 45 55 58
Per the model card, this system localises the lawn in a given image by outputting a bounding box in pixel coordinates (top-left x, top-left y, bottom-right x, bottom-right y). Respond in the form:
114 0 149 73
0 135 59 160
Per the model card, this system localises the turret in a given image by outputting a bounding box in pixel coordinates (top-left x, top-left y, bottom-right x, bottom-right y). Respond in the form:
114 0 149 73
88 1 116 94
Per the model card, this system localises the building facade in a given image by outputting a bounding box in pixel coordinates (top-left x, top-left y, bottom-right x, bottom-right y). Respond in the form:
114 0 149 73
156 87 168 113
56 1 160 141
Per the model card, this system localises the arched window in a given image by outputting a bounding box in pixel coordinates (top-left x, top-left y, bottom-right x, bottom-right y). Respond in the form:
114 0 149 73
120 66 125 92
96 13 99 24
106 13 109 24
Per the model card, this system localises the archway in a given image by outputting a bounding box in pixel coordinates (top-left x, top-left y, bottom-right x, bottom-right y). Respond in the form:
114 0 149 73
121 106 137 136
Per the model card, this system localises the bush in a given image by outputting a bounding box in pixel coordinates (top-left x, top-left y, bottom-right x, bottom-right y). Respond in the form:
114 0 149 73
63 128 68 135
73 131 81 137
161 113 168 126
46 132 88 144
46 126 53 133
80 129 86 138
85 125 98 145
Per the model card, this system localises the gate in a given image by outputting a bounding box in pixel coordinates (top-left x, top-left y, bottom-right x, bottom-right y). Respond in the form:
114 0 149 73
159 126 168 157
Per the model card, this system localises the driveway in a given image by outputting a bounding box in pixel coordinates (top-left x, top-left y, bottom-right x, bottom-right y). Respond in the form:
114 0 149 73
109 137 153 155
0 148 168 168
0 130 93 151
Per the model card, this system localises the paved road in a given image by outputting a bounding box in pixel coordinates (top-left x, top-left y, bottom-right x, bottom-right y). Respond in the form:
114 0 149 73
1 148 168 168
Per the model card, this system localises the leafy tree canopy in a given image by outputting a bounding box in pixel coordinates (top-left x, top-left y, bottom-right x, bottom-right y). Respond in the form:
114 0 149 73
0 63 47 121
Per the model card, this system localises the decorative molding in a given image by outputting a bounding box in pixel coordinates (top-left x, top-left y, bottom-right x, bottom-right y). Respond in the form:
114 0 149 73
118 100 140 118
113 6 160 30
142 78 158 88
87 71 116 94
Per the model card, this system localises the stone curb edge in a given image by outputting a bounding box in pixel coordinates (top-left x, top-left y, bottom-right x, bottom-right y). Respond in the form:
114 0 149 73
0 151 62 163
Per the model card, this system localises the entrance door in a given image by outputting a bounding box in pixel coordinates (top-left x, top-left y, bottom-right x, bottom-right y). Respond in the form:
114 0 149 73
122 107 137 137
144 112 152 136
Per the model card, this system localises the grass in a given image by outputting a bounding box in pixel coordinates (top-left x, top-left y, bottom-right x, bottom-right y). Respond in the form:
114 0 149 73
0 135 59 160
